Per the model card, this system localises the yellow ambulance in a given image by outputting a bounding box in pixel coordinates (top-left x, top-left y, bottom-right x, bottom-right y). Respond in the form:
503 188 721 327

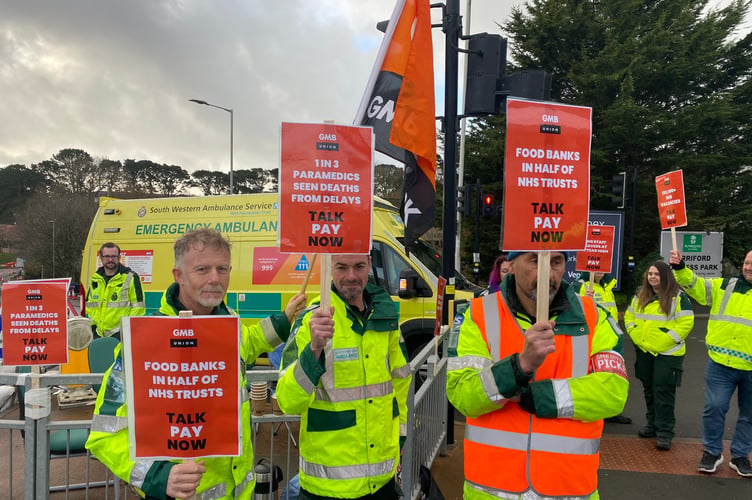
80 193 481 359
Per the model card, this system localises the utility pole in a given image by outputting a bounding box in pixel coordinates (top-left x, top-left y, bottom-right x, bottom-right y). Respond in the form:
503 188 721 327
627 166 638 298
455 0 474 272
441 0 460 447
474 178 481 280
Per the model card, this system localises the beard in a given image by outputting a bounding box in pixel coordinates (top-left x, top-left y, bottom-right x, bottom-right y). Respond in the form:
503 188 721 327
336 280 364 304
197 287 225 308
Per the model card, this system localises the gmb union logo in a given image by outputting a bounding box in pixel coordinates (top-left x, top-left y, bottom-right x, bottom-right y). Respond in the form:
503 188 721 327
138 206 147 218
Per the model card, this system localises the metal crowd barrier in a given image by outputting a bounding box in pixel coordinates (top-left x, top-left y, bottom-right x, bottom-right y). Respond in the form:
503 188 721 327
402 326 449 500
0 328 449 499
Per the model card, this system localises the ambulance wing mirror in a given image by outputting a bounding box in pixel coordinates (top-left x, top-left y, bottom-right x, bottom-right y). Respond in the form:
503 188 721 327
398 269 433 299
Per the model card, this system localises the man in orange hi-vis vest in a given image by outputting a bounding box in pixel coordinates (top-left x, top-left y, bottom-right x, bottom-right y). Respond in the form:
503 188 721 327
447 251 629 499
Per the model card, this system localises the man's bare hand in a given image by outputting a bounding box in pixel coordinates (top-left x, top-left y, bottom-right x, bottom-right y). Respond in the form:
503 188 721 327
309 307 335 358
284 293 308 324
518 320 556 374
166 460 205 499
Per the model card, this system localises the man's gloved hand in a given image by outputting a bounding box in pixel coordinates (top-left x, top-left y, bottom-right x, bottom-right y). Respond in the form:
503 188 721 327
518 388 537 415
669 250 685 270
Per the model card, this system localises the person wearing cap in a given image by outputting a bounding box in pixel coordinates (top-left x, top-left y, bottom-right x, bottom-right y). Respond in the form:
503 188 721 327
447 251 629 499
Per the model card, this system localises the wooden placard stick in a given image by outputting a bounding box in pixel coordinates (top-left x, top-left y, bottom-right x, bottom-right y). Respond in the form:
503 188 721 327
177 310 198 500
300 254 318 295
671 227 678 253
536 251 551 322
319 254 332 312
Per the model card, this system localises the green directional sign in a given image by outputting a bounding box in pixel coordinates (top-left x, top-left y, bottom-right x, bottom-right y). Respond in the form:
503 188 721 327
662 231 723 278
683 234 702 253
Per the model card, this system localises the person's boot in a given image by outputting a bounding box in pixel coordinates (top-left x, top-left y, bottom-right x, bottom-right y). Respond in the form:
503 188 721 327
638 425 656 438
605 413 632 424
656 437 672 450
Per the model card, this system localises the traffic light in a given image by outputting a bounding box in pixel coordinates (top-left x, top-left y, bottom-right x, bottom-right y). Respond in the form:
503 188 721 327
457 185 472 217
465 34 507 115
611 172 626 209
482 194 495 216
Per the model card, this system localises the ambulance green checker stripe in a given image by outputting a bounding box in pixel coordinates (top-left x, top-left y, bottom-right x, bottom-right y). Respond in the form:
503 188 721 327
144 291 286 320
708 344 752 363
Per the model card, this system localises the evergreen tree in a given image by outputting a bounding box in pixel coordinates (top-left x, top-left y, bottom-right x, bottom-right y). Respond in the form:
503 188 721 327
463 0 752 280
0 164 45 223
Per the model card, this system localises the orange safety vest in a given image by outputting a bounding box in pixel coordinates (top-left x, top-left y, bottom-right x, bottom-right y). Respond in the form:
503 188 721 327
464 293 601 498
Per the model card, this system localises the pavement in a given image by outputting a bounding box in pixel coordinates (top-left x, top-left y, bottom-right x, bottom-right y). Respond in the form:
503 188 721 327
430 314 752 499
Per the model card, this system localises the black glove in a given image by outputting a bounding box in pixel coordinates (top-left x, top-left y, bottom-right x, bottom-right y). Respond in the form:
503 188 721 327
670 259 685 270
518 388 536 415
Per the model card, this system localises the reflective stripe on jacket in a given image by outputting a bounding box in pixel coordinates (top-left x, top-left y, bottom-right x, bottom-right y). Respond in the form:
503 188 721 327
276 283 412 498
574 273 618 320
85 282 290 499
86 265 145 336
447 279 628 500
675 267 752 370
624 292 694 357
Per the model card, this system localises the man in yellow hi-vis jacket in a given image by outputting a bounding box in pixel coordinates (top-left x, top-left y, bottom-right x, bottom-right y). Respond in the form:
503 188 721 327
85 242 145 338
671 249 752 477
276 254 412 500
447 251 629 499
85 229 306 499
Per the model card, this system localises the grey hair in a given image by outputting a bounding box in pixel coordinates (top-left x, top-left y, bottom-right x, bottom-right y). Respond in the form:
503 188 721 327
174 229 230 268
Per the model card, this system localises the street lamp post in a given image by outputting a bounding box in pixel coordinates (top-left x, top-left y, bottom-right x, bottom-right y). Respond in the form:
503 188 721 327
189 99 234 194
49 220 55 278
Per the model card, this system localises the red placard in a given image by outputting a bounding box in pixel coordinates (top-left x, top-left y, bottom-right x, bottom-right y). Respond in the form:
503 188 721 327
434 276 447 336
1 279 69 365
575 225 615 274
279 122 374 254
122 316 241 459
503 99 592 252
655 170 687 229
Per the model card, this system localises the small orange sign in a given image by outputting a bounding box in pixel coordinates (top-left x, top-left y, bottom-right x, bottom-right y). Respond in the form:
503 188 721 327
279 122 374 254
655 170 687 229
1 279 70 365
575 225 616 274
252 247 320 286
122 316 241 459
434 276 447 336
503 99 592 252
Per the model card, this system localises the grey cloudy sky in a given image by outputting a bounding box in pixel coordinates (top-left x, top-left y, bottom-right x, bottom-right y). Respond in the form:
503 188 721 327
0 0 522 174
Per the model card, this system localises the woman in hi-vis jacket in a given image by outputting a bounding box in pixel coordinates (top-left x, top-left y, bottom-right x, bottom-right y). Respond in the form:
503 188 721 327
625 260 694 451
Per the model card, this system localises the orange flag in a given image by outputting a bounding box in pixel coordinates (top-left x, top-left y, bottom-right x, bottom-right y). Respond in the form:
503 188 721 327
355 0 436 252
